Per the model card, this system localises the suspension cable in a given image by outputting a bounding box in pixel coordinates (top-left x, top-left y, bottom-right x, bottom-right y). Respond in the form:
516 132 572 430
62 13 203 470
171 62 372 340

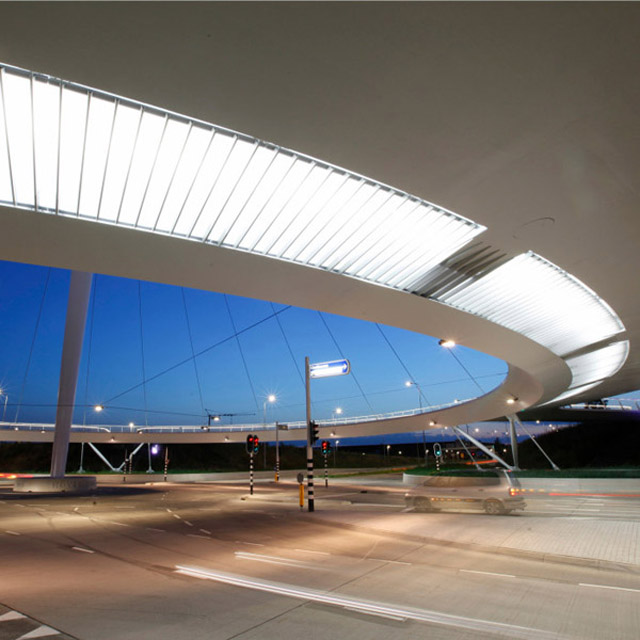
270 302 305 388
446 348 486 394
104 304 292 405
224 294 259 411
137 281 149 426
14 267 51 423
82 275 98 426
375 323 433 407
181 288 205 414
318 312 373 412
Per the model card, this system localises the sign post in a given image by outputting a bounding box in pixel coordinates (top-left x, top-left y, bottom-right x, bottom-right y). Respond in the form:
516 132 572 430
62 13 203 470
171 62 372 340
305 357 350 512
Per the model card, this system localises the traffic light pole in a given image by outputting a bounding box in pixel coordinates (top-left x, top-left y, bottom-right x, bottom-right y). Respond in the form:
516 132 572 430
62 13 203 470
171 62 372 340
249 451 254 495
324 452 328 487
305 356 314 512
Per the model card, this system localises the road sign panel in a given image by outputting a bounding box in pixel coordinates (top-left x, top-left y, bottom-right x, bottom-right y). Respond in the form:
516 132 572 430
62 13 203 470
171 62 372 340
309 359 350 378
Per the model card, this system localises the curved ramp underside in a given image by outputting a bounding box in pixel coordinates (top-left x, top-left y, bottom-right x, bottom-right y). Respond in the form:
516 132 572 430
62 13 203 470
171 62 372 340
0 62 629 437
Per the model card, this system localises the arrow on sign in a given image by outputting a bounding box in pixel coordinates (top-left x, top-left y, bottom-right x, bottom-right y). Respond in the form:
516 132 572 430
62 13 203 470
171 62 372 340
309 359 351 379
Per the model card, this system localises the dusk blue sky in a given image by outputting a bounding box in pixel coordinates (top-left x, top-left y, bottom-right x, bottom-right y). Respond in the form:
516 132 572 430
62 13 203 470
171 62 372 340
2 258 637 443
1 258 508 428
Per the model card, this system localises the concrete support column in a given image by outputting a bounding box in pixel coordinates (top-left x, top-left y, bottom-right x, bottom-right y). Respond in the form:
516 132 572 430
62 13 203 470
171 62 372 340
50 271 93 478
507 414 520 470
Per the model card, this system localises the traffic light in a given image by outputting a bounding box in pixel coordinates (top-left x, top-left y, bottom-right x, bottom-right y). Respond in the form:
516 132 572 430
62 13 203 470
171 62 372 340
310 420 319 444
321 440 329 454
246 434 259 455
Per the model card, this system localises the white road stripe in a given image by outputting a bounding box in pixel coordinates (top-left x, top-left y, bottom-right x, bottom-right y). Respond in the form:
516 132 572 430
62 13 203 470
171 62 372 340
175 565 566 639
200 529 212 535
579 583 640 594
0 611 26 621
146 527 165 533
294 548 330 556
460 569 515 578
5 530 21 536
183 521 194 526
72 546 95 554
187 534 210 539
234 552 323 570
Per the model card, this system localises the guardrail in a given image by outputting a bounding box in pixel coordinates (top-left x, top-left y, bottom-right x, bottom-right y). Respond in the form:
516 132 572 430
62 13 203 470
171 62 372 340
0 398 473 435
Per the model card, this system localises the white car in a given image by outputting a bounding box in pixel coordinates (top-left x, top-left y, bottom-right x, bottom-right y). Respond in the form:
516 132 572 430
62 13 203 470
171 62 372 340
404 470 526 515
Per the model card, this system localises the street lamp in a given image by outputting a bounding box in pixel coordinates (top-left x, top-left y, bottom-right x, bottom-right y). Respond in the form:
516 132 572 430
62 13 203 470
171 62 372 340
263 394 278 481
332 407 343 421
334 439 340 467
0 388 8 422
405 380 423 410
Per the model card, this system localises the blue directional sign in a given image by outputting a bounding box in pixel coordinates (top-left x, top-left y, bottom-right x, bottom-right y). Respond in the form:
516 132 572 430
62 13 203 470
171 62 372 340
309 358 351 379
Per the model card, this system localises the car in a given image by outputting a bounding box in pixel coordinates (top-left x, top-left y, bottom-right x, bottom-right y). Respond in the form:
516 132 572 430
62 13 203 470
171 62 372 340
404 469 526 515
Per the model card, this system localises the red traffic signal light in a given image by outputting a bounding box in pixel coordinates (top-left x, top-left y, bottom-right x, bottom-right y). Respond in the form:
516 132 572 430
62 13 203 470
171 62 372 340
246 434 259 455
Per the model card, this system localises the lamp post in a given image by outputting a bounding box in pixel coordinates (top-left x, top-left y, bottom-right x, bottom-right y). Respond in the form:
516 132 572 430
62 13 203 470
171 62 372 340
332 407 343 421
405 381 428 462
0 389 7 422
263 394 277 480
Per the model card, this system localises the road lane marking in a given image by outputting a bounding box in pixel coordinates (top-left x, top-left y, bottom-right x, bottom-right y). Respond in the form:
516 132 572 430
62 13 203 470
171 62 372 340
579 583 640 594
72 546 95 554
0 611 26 621
234 552 323 570
236 541 264 546
183 520 194 526
460 569 515 578
187 534 210 539
173 514 182 519
5 530 21 536
200 529 212 535
146 527 165 533
370 559 412 565
111 522 130 527
175 565 566 639
294 548 330 556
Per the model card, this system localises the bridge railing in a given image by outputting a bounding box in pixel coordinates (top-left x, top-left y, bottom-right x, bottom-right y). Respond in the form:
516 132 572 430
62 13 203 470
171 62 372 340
0 398 473 435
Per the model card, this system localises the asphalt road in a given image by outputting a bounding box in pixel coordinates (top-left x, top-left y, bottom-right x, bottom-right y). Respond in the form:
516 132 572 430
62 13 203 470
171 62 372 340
0 482 638 640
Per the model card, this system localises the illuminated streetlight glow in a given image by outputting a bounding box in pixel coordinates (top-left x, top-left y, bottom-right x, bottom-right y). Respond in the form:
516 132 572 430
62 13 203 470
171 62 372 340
94 404 104 412
438 339 456 348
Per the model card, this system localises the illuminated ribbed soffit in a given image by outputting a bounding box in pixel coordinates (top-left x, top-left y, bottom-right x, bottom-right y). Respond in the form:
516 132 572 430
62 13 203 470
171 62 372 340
0 63 628 404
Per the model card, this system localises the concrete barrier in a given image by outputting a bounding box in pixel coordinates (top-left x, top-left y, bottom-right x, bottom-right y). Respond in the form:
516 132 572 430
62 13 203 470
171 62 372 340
13 476 97 493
